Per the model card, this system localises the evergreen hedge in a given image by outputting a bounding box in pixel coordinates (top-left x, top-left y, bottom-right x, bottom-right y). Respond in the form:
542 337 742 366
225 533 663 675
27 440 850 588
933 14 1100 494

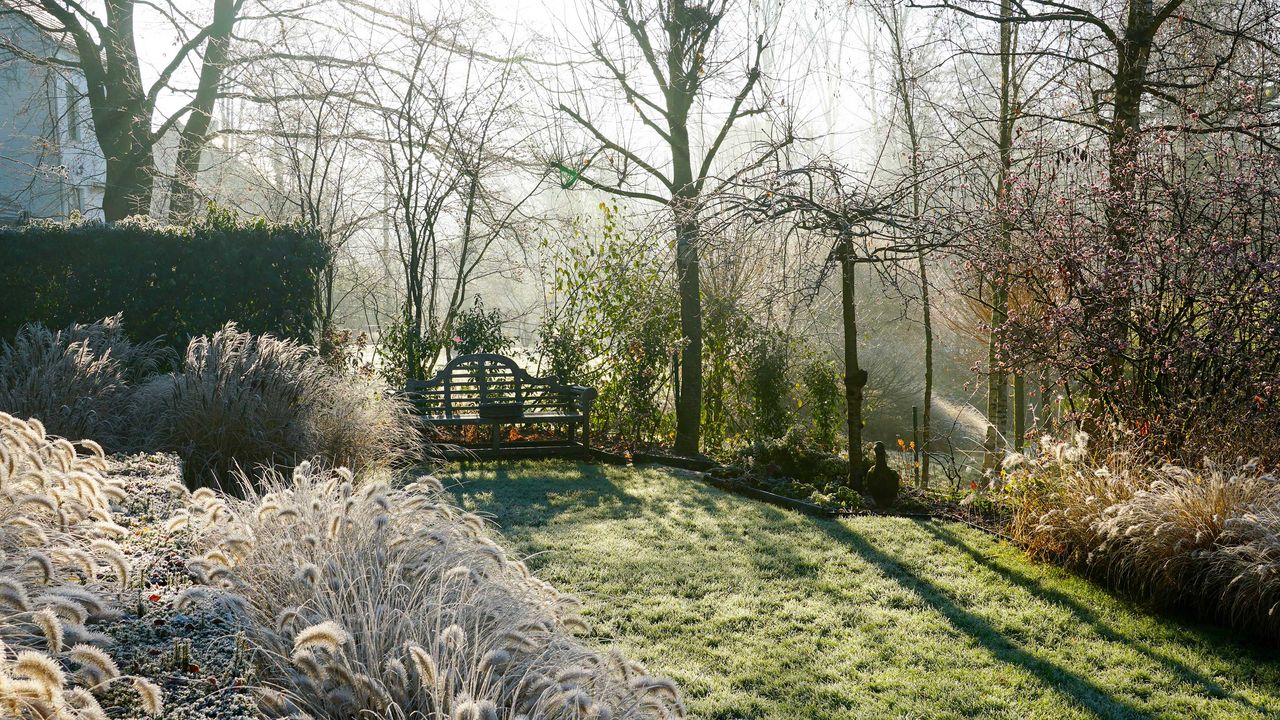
0 214 328 352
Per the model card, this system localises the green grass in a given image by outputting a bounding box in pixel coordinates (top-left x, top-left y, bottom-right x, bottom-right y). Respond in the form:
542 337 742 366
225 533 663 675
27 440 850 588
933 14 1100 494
440 460 1280 720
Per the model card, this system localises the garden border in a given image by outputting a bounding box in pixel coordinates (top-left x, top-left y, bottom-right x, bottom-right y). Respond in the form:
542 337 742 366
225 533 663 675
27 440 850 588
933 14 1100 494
581 450 1015 542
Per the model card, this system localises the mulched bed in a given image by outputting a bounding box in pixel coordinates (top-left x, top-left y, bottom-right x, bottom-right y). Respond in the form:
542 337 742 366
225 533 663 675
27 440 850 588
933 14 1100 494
98 453 261 720
697 465 1015 541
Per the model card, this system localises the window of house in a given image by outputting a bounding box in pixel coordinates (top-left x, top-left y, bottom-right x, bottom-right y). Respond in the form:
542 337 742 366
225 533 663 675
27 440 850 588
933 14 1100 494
66 80 79 141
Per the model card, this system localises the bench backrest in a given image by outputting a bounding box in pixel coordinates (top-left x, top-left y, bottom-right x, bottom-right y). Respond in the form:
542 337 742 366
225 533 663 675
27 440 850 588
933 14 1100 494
404 353 592 418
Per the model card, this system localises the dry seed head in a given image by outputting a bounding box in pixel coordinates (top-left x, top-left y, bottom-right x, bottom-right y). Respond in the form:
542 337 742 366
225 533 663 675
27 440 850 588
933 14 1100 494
13 650 64 695
0 576 31 610
64 687 107 718
24 552 54 585
452 700 481 720
479 649 511 673
165 512 190 532
32 609 63 654
133 677 164 716
175 587 211 611
295 564 321 586
33 595 88 625
407 644 438 687
292 621 351 657
441 624 466 650
68 643 120 684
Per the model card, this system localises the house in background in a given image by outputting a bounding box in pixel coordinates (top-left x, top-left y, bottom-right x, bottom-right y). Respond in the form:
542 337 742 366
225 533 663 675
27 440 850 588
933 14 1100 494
0 3 104 223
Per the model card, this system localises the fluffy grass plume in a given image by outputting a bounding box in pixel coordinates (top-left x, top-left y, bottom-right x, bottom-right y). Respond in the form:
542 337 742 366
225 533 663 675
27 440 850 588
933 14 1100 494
191 464 685 719
1004 434 1280 638
133 323 421 491
0 413 151 719
0 316 170 449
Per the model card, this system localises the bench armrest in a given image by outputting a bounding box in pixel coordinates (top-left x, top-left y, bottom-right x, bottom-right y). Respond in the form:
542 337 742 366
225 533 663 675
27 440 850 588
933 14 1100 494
569 385 597 412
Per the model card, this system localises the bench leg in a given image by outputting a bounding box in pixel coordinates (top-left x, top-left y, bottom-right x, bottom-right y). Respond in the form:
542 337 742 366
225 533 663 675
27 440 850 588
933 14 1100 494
582 414 590 449
568 422 577 445
491 424 500 450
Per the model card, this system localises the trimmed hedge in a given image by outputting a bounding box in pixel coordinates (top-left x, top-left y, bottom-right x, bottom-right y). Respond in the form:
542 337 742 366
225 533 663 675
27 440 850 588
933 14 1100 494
0 214 328 352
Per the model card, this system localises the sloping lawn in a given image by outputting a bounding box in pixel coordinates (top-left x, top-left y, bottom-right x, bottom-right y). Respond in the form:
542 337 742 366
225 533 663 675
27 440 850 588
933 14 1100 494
440 460 1280 720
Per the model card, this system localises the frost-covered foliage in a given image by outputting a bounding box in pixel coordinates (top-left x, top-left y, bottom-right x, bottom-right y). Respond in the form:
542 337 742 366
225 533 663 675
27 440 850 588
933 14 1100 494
134 324 421 490
184 462 686 719
1003 434 1280 638
0 316 170 449
979 134 1280 461
0 413 163 719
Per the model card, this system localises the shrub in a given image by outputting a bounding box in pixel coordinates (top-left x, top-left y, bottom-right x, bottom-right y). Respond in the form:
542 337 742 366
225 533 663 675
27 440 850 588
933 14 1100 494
800 358 844 453
0 212 328 354
1003 435 1280 639
745 330 792 443
538 204 679 445
0 316 171 449
187 463 686 719
135 324 420 490
451 296 514 356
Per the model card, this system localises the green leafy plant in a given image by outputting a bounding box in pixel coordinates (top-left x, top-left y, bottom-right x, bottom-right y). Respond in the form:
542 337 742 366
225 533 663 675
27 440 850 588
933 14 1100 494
0 213 328 353
537 204 678 445
451 297 513 356
800 358 844 453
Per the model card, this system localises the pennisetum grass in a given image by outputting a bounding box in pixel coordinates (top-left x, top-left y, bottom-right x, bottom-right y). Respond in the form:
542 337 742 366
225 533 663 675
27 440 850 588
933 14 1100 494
183 462 687 719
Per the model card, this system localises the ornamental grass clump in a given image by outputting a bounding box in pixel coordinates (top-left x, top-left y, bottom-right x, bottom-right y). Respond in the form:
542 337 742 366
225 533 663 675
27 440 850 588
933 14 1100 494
0 412 163 719
1003 433 1280 639
185 462 686 719
134 323 421 490
0 316 170 449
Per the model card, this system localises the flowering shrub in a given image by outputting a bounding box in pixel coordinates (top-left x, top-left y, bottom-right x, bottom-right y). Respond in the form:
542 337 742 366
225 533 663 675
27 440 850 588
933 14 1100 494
975 131 1280 461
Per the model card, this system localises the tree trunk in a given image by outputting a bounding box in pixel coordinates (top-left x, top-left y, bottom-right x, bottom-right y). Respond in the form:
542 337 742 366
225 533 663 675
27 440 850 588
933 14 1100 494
101 144 154 221
919 253 933 487
169 0 237 219
841 241 866 490
985 0 1015 465
673 215 702 455
670 110 701 455
1100 4 1155 394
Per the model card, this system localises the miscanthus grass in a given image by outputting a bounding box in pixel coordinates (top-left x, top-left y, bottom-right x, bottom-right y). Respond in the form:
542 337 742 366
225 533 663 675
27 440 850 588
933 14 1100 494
1004 432 1280 638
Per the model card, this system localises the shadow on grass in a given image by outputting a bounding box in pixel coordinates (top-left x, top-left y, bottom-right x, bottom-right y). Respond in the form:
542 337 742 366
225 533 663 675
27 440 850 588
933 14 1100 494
442 460 645 526
812 518 1154 719
441 461 1275 719
919 522 1277 713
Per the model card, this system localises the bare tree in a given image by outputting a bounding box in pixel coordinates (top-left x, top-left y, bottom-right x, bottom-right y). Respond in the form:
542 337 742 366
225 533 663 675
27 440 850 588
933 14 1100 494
556 0 777 455
1 0 250 220
720 161 929 488
374 7 545 381
241 39 382 345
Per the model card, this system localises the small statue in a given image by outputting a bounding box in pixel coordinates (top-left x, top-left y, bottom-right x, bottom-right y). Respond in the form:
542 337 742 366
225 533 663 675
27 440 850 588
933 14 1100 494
867 441 900 508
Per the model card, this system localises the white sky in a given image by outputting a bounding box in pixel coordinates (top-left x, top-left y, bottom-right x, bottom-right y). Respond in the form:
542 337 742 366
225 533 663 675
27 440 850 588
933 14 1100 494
132 0 889 167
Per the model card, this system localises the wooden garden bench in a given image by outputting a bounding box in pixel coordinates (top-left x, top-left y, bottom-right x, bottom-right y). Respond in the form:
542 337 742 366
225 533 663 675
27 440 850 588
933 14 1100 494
403 353 597 454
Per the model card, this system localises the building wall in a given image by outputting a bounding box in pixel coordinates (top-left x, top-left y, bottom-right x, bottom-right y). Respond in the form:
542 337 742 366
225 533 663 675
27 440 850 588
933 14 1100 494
0 12 104 223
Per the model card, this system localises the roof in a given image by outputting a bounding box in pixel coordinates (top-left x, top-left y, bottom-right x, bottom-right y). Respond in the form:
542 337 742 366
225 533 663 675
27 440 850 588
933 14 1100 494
0 0 81 57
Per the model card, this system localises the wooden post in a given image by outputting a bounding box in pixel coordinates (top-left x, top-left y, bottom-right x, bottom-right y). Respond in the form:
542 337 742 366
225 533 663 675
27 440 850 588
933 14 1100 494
912 405 921 488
